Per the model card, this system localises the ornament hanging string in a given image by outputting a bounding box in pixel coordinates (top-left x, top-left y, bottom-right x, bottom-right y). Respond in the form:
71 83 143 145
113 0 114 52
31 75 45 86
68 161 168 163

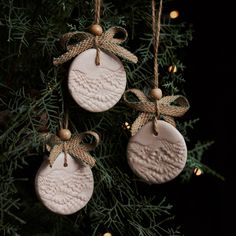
46 112 100 168
152 0 162 88
94 0 101 24
53 0 137 66
93 0 102 65
60 110 69 167
59 108 69 130
124 0 190 136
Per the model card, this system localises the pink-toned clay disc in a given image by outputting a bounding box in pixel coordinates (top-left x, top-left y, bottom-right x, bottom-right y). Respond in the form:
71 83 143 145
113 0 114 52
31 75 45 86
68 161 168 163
35 153 94 215
127 120 187 184
68 48 126 112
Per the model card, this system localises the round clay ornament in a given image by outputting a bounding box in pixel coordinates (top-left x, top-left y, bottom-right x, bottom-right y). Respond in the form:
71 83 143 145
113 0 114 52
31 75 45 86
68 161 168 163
127 120 187 184
35 152 94 215
68 48 126 112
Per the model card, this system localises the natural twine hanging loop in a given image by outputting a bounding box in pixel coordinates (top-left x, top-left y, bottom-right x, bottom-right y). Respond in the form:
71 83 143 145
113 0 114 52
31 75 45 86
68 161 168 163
123 0 190 135
53 0 137 66
47 131 99 167
46 131 99 168
123 89 189 136
152 0 162 88
94 0 101 24
53 27 137 65
46 112 99 168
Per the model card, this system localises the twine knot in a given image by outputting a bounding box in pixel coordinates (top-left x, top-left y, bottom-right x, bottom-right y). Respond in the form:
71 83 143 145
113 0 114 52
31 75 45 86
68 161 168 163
46 131 100 168
53 26 138 66
123 89 190 136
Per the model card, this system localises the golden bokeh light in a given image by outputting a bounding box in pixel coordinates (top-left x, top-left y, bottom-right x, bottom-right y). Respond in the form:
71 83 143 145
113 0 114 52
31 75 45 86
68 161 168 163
170 10 179 19
193 167 202 176
103 233 112 236
168 65 177 73
122 121 131 130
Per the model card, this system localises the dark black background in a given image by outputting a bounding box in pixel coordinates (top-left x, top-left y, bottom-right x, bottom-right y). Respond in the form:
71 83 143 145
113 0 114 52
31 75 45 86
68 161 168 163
174 1 235 235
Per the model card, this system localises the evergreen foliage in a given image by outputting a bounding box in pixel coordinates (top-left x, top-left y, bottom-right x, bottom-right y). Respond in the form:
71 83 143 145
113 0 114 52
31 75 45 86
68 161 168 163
0 0 221 235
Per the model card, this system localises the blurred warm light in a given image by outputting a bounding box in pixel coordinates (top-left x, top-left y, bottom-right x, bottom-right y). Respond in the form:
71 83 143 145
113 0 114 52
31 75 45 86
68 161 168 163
103 233 112 236
193 167 202 176
123 121 131 130
170 10 179 19
168 65 177 73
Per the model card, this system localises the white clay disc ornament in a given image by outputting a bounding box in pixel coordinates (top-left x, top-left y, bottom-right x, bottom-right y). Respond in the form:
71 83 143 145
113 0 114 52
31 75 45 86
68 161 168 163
68 48 126 112
35 152 94 215
127 120 187 184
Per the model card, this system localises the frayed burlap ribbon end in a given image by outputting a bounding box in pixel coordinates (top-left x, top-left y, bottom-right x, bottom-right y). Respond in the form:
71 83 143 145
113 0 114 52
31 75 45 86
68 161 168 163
123 89 190 136
53 26 138 66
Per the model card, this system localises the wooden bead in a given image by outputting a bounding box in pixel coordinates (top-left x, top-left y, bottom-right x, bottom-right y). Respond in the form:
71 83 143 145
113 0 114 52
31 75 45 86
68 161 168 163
58 129 71 141
149 88 162 100
89 24 103 36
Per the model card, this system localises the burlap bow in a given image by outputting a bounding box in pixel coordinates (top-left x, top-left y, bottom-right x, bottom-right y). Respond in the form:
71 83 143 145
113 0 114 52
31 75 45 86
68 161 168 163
53 26 138 66
123 89 190 136
45 131 99 168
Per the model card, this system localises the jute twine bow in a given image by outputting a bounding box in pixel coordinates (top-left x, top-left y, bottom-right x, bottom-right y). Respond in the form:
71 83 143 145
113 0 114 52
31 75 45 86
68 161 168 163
123 0 190 136
123 89 190 136
53 26 138 66
46 131 99 168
